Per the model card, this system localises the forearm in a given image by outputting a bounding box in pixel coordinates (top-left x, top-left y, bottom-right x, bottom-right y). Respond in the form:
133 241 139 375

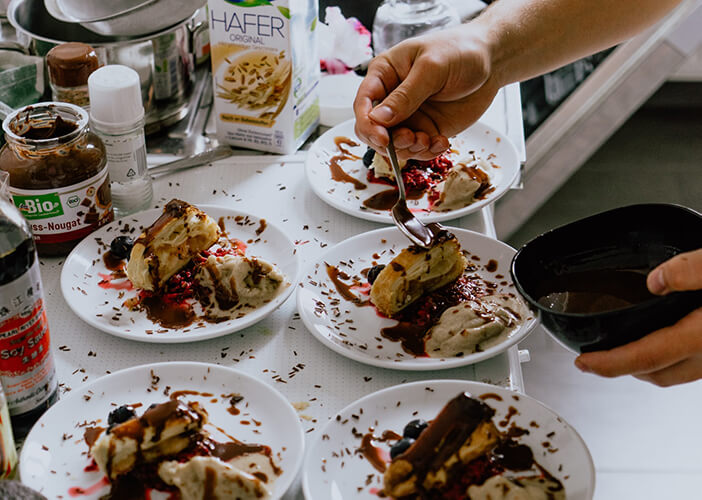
475 0 684 86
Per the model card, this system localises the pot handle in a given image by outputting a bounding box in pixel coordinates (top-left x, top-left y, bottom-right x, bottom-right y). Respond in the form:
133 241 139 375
187 11 209 66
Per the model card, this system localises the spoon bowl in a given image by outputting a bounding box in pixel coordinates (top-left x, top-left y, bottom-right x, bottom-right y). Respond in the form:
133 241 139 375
386 134 439 249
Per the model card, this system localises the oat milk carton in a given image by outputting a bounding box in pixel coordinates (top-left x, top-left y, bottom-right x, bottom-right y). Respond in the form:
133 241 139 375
208 0 320 154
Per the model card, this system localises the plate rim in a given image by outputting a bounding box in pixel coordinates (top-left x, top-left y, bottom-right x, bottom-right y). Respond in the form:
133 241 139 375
296 226 539 371
19 360 306 498
301 379 596 500
304 118 521 224
60 204 301 344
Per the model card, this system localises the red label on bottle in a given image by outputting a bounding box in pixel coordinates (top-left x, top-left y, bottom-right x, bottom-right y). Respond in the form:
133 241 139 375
0 260 57 415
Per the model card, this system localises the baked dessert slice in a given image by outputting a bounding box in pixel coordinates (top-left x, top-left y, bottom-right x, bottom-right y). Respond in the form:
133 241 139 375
383 392 499 498
89 399 207 480
382 393 566 500
126 199 220 291
84 397 282 500
370 232 467 316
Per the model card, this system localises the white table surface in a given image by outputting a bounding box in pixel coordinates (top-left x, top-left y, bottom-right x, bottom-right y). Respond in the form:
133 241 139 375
34 85 528 499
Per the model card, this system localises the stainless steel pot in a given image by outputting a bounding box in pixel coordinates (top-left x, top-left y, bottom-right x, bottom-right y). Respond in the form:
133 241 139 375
6 0 208 133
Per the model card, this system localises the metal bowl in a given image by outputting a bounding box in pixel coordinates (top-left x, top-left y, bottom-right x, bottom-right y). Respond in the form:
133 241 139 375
43 0 204 37
7 0 208 133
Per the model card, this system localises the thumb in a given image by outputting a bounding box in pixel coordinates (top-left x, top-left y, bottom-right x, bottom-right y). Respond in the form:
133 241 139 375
369 62 442 127
647 248 702 295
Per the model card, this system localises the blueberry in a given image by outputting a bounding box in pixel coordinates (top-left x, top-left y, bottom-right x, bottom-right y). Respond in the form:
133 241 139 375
110 236 134 260
403 419 428 439
362 147 375 167
367 265 385 285
108 405 136 426
390 437 414 459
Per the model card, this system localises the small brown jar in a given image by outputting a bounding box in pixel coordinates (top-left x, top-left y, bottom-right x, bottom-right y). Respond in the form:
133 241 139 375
0 102 113 256
46 42 100 110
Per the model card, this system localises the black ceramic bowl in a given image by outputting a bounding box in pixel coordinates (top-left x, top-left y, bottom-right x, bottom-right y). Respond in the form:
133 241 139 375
511 204 702 353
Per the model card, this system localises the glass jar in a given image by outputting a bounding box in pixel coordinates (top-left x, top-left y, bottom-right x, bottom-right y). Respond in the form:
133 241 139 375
372 0 461 54
0 102 113 256
46 42 100 111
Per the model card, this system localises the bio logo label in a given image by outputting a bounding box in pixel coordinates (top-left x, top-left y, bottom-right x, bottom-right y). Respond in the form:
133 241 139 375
13 193 64 220
67 195 80 208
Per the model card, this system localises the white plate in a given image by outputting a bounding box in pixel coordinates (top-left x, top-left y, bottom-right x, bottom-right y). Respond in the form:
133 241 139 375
302 380 595 500
20 362 305 499
60 205 299 343
296 227 538 371
305 119 520 223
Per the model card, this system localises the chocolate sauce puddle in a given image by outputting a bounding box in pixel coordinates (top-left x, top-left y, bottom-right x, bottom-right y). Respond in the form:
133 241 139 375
326 263 370 306
328 136 366 190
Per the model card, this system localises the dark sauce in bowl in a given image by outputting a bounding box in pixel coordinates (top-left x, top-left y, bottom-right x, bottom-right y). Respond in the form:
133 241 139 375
536 268 656 314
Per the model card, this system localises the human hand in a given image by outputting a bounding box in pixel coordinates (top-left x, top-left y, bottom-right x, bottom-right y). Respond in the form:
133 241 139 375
575 249 702 387
353 24 502 160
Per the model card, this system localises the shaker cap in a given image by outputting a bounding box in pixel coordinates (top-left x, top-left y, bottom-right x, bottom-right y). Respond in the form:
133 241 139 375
88 65 144 130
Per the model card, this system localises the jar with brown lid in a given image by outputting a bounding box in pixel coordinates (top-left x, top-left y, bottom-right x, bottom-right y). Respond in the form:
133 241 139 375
46 42 100 110
0 102 113 256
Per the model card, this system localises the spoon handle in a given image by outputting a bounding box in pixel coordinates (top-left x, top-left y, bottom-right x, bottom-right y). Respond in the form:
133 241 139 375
386 134 406 202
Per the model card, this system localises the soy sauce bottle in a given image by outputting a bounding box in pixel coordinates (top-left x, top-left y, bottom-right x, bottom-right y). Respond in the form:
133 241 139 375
0 180 58 439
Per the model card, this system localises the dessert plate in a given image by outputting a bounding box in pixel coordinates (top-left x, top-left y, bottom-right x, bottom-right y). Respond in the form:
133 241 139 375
61 205 299 343
305 119 520 223
296 226 538 371
302 380 595 500
20 362 305 499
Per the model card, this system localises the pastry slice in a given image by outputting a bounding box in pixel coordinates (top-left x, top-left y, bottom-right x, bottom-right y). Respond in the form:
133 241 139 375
370 232 467 316
126 199 220 291
383 393 499 498
89 399 207 480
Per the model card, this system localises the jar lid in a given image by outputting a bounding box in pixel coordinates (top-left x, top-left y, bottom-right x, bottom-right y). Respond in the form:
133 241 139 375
46 42 100 88
88 65 145 130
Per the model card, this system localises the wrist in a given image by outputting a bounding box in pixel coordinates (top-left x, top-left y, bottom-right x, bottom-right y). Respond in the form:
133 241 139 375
466 12 509 89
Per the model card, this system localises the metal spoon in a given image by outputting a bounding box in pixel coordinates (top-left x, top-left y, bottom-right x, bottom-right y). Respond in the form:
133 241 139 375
386 134 443 248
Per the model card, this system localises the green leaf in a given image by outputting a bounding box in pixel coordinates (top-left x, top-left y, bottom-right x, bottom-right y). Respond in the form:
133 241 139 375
310 16 317 31
224 0 272 7
276 5 290 18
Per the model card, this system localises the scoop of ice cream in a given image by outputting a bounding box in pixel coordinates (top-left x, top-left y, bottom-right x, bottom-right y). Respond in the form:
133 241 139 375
370 153 406 180
425 294 527 358
431 160 492 212
196 254 286 316
467 475 565 500
159 456 272 500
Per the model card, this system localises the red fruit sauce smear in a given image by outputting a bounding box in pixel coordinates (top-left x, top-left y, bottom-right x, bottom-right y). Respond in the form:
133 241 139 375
199 239 247 259
139 266 198 307
442 456 505 500
367 155 454 193
140 238 247 307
